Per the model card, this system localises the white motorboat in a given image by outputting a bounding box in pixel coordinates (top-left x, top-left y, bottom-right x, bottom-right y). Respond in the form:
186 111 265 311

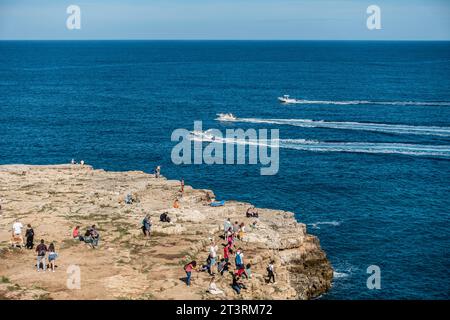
216 113 237 121
278 95 298 104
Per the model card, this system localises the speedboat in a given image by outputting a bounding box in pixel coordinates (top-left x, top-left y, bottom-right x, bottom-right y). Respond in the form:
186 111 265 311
217 113 237 121
278 95 298 104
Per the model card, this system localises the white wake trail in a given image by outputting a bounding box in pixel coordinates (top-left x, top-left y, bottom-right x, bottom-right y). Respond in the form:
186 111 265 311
287 99 450 106
190 130 450 158
216 115 450 137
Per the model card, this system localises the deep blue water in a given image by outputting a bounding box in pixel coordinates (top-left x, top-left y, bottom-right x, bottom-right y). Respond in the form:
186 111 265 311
1 41 449 299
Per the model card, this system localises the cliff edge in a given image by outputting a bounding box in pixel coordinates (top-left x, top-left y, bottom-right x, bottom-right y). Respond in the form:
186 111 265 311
0 164 333 300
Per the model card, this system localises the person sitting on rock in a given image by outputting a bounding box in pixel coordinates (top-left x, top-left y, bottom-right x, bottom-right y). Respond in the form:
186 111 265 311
231 274 246 294
73 226 83 241
160 212 171 223
84 225 100 248
207 276 224 295
125 193 133 204
173 198 180 209
246 206 259 218
90 225 100 247
142 215 152 238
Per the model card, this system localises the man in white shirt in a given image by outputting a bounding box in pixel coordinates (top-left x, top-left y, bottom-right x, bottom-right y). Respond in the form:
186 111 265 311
209 242 218 275
11 220 24 248
12 220 23 235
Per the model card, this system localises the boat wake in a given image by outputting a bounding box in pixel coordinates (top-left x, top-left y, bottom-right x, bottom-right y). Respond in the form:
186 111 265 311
308 221 342 230
281 99 450 107
189 130 450 158
215 114 450 137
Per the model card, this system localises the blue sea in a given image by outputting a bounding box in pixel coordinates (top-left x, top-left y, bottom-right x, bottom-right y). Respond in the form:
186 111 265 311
0 41 449 299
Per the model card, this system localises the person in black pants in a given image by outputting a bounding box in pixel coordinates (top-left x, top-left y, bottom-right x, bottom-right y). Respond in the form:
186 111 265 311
25 224 34 249
267 260 276 283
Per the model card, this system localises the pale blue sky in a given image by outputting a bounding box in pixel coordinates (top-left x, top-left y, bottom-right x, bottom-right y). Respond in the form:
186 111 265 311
0 0 449 40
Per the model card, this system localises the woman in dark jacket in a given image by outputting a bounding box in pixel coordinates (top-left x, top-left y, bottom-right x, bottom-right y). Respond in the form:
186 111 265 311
25 224 34 249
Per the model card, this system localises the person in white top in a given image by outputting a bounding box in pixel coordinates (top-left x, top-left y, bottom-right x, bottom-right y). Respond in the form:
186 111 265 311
267 260 276 283
208 241 218 275
207 276 224 295
11 220 24 247
223 218 232 237
12 220 23 235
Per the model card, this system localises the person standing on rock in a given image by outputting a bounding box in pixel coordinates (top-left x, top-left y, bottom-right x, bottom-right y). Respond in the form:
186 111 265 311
223 218 232 238
11 219 24 247
25 224 35 249
36 239 48 272
235 249 244 269
48 243 58 272
155 166 161 178
184 261 197 286
209 241 218 275
267 260 276 283
180 178 185 194
226 231 234 247
233 221 240 235
223 244 232 263
142 214 152 238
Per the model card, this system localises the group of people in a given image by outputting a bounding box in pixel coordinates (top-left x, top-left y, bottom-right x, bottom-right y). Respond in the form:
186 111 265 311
183 208 275 296
246 206 259 218
224 218 247 242
10 220 59 272
36 239 58 272
70 159 85 165
72 225 100 248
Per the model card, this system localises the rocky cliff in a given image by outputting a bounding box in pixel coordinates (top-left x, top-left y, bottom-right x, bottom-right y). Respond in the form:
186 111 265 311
0 164 332 300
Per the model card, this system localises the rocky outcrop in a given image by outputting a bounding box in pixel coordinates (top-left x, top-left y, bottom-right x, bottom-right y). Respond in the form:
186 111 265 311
0 164 332 300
